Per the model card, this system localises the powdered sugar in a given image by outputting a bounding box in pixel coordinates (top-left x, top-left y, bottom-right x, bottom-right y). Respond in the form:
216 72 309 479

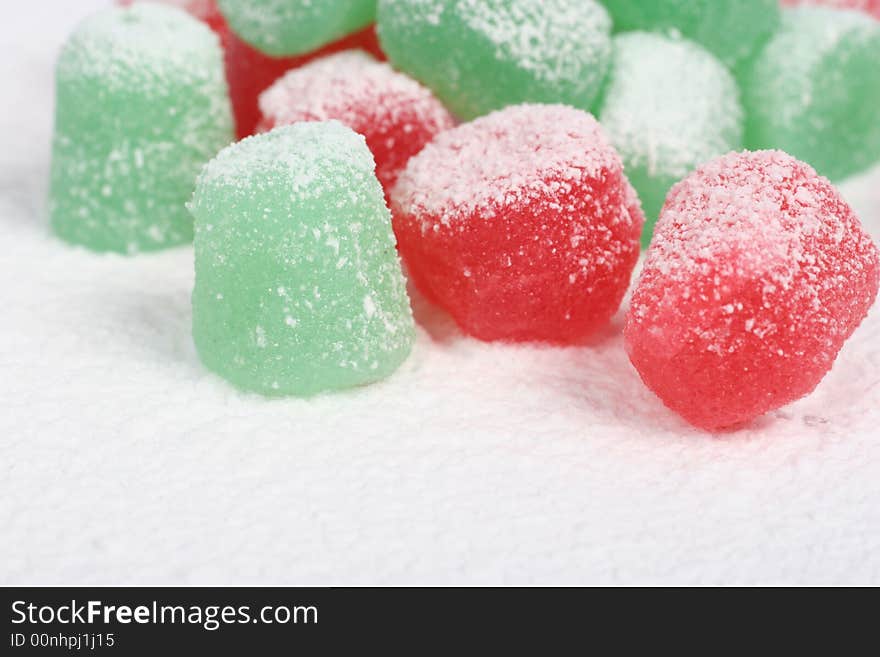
377 0 612 119
456 0 611 86
392 104 622 229
782 0 880 19
195 119 376 198
599 32 743 184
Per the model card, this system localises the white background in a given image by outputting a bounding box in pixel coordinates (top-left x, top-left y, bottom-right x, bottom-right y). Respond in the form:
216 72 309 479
2 0 879 585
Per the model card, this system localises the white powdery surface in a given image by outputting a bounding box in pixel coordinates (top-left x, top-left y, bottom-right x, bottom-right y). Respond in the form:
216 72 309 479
393 104 623 229
2 1 880 585
259 50 451 134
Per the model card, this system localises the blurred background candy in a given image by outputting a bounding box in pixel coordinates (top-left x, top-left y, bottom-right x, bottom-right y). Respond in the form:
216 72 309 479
597 32 743 246
378 0 613 120
741 6 880 181
599 0 781 67
50 3 233 253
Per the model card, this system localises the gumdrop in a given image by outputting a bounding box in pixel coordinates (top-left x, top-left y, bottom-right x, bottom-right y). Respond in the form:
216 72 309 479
597 32 743 247
224 25 384 138
191 122 415 396
49 4 233 254
377 0 613 120
781 0 880 20
625 150 880 431
741 7 880 181
390 104 644 344
116 0 227 32
600 0 780 68
258 50 455 194
216 0 376 57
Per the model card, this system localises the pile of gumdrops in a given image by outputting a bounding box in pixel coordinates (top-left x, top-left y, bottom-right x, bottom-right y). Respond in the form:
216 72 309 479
48 0 880 431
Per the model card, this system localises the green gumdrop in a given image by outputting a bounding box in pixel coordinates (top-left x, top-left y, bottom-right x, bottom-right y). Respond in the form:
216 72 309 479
216 0 377 57
600 0 780 68
49 5 233 254
741 7 880 182
377 0 612 120
597 32 743 247
191 122 415 397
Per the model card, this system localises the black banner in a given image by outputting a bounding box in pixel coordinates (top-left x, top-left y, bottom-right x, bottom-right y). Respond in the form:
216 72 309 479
2 587 595 653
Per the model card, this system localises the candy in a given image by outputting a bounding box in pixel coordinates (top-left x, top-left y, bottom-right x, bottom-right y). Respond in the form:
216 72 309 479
781 0 880 20
391 104 644 344
600 0 780 68
191 122 415 396
216 0 376 57
597 32 743 247
116 0 227 32
625 150 880 431
224 25 384 138
49 4 233 254
377 0 612 120
259 50 455 193
741 7 880 181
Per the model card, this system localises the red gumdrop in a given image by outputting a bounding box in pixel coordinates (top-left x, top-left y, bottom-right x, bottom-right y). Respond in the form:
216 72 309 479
780 0 880 20
625 150 880 431
390 104 644 344
258 51 455 194
223 25 385 139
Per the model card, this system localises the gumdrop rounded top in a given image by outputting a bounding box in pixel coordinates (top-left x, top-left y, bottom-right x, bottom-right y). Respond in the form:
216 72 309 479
377 0 613 120
217 0 377 56
194 120 378 202
59 3 224 90
393 103 624 226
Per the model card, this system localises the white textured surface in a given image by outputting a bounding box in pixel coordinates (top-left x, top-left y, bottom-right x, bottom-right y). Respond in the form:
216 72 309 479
2 1 880 585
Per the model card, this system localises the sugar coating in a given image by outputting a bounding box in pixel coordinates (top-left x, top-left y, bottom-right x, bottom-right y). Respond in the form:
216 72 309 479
377 0 612 120
224 25 384 138
600 0 780 68
49 4 233 254
625 150 880 431
391 104 644 343
259 50 454 193
741 7 880 182
117 0 226 29
216 0 377 57
598 32 743 247
782 0 880 20
191 122 415 396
